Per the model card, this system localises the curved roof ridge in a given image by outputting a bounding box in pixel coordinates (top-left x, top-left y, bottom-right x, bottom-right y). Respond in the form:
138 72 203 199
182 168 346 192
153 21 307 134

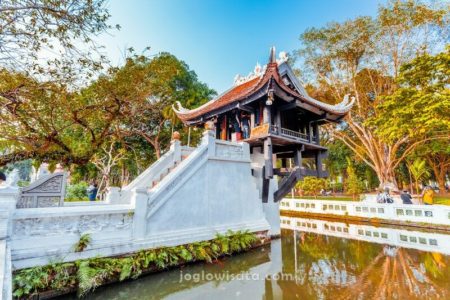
277 61 354 114
172 76 263 116
173 48 354 123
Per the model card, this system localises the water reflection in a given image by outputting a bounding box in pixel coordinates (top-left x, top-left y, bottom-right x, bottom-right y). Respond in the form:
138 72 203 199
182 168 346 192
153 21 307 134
75 218 449 300
278 218 450 299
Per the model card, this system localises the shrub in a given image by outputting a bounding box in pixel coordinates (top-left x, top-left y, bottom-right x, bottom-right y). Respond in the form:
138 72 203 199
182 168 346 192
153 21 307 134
65 182 89 201
345 161 365 200
331 182 344 193
296 176 328 198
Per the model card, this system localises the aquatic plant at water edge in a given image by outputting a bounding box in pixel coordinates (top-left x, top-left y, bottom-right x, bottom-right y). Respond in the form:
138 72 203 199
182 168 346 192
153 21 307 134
12 230 258 298
73 233 92 252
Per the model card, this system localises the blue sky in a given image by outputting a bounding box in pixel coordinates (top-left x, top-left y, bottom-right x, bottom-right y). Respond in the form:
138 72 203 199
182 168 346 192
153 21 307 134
98 0 386 93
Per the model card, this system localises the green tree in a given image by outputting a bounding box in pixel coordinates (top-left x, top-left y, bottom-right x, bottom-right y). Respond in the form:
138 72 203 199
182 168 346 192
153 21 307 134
422 141 450 193
407 159 430 195
295 0 449 189
0 69 125 166
90 52 216 159
345 158 364 200
0 52 215 169
0 0 113 80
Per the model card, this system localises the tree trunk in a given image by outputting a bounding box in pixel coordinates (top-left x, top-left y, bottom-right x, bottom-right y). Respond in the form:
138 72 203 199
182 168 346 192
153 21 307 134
155 142 161 160
415 180 419 195
426 155 449 195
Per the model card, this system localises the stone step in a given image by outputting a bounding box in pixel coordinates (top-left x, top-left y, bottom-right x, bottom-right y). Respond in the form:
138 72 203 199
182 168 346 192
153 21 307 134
150 156 191 189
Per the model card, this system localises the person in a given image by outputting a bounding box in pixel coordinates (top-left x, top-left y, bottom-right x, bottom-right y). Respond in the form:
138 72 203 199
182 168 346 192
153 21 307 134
241 112 250 139
377 188 393 204
87 182 98 201
376 190 384 203
383 188 394 204
400 190 413 204
0 171 6 185
422 186 434 205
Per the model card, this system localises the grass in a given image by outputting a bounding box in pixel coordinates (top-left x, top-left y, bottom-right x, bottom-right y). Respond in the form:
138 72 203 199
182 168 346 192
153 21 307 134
434 196 450 206
64 197 89 202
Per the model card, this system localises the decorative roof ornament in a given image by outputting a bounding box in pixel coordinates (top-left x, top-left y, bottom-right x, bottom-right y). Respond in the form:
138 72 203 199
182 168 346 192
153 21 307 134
254 62 262 76
277 51 288 64
233 62 266 86
269 46 276 63
173 101 190 113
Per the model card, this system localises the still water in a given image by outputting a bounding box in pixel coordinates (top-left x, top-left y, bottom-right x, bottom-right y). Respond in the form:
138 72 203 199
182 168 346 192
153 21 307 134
81 217 450 299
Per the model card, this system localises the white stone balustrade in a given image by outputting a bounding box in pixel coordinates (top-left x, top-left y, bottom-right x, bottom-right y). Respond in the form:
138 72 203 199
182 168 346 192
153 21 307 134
280 198 450 226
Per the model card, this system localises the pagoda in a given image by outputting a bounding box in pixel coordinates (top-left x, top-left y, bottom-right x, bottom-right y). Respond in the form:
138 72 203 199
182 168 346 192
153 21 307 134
174 47 354 202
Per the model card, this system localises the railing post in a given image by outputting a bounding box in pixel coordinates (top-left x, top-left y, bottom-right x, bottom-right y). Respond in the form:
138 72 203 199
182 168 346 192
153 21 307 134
104 187 121 204
133 187 149 239
202 122 216 158
170 131 181 163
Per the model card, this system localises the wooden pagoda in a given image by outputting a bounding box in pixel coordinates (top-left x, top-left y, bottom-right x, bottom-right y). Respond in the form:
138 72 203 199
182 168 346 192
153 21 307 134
173 47 354 202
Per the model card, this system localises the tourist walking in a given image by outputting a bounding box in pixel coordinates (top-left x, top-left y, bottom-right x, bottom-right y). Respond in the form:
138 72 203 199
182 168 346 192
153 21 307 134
87 182 98 201
0 171 6 185
400 190 413 204
422 186 434 205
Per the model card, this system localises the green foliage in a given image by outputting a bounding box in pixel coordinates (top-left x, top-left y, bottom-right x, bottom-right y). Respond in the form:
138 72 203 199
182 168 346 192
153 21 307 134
12 266 49 298
13 230 258 298
0 0 112 78
345 158 365 199
296 177 328 198
370 47 450 142
77 260 108 297
295 0 449 188
408 159 430 194
326 140 352 179
65 182 89 202
73 233 92 252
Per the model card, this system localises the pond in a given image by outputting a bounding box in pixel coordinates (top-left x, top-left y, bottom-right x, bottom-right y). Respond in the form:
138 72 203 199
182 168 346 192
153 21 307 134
72 217 450 299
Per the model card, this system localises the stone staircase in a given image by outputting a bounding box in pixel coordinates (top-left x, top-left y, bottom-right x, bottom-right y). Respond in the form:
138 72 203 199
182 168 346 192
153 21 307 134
117 140 194 204
150 154 190 188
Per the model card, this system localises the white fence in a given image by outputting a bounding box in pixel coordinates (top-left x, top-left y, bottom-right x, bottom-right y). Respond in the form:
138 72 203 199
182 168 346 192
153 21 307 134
280 198 450 226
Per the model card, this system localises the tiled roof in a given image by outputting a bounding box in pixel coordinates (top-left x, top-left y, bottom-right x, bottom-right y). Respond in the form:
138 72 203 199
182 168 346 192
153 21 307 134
174 76 261 123
173 49 354 124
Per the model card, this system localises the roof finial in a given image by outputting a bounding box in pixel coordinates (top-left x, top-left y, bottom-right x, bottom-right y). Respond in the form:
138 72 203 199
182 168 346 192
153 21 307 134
269 46 276 63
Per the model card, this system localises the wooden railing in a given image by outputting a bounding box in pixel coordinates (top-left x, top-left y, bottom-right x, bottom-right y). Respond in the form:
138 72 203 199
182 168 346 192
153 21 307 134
270 125 310 142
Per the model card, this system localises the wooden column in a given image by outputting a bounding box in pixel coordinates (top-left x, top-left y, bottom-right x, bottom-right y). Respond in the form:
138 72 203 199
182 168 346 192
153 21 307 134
275 108 281 134
250 112 255 129
314 122 320 144
264 137 273 179
308 123 313 143
281 158 287 169
263 103 271 125
294 146 303 168
315 150 323 177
